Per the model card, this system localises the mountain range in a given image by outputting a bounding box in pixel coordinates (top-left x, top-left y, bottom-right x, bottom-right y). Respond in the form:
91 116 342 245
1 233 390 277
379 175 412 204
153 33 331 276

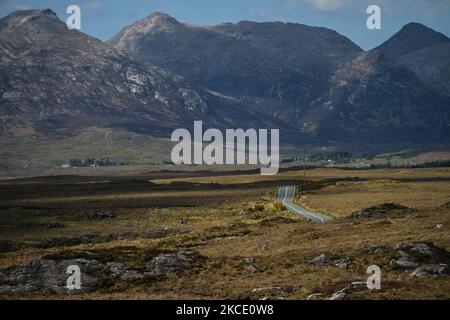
0 9 289 139
0 9 449 173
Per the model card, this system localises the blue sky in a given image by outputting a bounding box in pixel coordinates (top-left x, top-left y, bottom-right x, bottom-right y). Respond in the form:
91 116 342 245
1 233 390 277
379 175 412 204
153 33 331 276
1 0 449 50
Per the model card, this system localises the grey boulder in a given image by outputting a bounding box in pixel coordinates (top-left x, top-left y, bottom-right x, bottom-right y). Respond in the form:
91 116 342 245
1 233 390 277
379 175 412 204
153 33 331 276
410 264 450 278
0 258 103 294
145 252 192 276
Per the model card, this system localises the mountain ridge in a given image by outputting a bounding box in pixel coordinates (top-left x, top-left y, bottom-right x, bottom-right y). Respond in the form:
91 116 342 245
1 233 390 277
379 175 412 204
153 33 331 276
108 13 450 143
0 9 293 140
372 22 450 60
1 9 449 147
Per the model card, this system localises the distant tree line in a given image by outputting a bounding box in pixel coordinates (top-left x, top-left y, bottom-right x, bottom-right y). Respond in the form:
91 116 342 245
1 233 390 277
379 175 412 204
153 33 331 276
281 158 296 164
68 158 129 167
365 160 450 170
310 152 353 162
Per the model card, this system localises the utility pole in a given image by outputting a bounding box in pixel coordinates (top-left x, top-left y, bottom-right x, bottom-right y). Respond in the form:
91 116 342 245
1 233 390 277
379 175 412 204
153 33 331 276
303 146 306 195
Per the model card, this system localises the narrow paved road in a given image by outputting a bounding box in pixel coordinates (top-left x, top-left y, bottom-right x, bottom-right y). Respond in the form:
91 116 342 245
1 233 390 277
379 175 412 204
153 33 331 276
278 186 333 222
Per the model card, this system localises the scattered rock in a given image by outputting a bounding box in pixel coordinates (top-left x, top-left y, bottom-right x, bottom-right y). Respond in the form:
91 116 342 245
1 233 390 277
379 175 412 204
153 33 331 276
363 246 386 255
394 242 449 264
251 286 284 293
329 288 347 300
120 270 144 281
334 256 352 269
0 284 37 294
305 254 329 266
252 286 291 300
391 250 417 269
0 258 103 294
350 203 413 219
106 262 126 275
247 265 259 274
78 210 116 220
145 252 192 276
329 281 366 300
391 242 450 275
350 281 367 287
410 264 450 278
106 262 144 281
307 292 323 300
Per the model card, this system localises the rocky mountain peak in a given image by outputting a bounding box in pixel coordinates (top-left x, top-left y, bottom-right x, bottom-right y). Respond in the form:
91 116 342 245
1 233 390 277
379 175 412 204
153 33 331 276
146 12 178 23
2 8 450 146
398 22 449 42
1 8 59 23
109 12 185 51
373 22 450 61
126 12 183 34
401 22 438 32
0 8 61 33
39 8 58 17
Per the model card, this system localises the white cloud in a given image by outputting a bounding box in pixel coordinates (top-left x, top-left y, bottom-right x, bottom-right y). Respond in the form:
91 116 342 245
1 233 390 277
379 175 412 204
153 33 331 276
280 0 450 14
308 0 343 11
280 0 345 11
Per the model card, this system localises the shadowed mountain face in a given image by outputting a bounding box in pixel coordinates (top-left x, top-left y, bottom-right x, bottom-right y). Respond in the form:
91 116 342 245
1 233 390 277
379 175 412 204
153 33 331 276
396 43 450 95
373 22 450 61
109 13 450 143
0 9 289 140
314 52 450 143
373 22 450 96
109 13 363 131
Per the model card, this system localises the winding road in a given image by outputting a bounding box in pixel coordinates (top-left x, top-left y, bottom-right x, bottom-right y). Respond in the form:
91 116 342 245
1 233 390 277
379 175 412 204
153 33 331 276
278 186 333 223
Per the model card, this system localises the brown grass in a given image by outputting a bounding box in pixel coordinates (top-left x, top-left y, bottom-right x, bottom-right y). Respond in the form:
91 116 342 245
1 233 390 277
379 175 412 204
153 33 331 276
299 180 450 218
0 167 449 300
151 167 450 184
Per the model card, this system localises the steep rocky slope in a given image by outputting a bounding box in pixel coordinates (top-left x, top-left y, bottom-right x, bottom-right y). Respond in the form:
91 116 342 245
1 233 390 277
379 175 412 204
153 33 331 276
109 14 450 142
0 9 286 140
373 22 450 96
